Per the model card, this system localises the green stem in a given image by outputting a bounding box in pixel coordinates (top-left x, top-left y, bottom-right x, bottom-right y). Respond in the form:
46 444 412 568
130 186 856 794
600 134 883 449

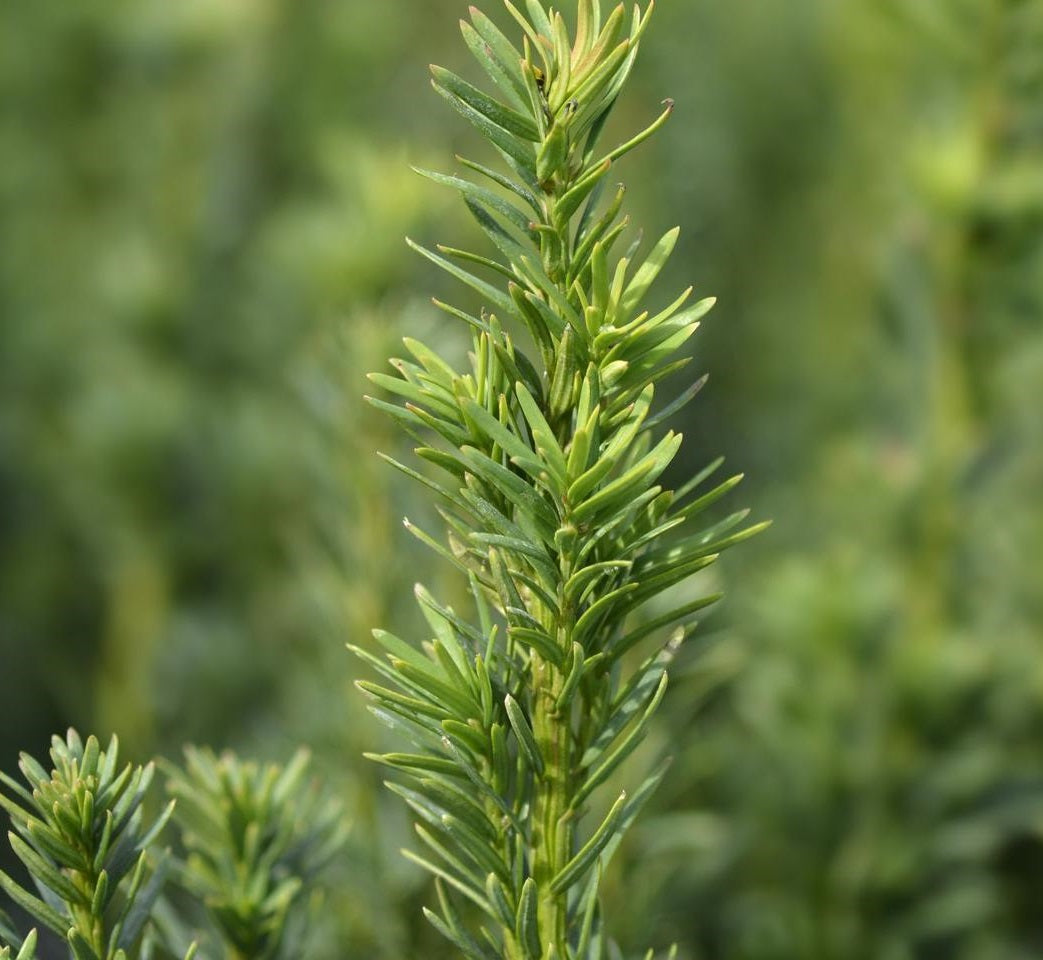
71 866 105 958
530 180 581 958
532 650 570 956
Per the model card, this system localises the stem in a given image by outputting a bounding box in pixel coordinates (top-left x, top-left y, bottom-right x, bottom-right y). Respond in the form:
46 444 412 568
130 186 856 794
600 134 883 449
532 650 570 955
71 842 106 957
530 180 581 959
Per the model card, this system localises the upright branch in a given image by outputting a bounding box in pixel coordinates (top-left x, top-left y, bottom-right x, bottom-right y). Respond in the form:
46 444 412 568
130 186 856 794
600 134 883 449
357 2 765 958
0 731 193 960
164 747 347 960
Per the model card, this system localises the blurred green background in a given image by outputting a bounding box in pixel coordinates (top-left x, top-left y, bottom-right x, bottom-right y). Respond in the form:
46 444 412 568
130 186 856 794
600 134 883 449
2 0 1042 957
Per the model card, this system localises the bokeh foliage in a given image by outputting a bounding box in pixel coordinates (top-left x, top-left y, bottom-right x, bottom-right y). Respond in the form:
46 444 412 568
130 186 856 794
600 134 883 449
1 1 1041 958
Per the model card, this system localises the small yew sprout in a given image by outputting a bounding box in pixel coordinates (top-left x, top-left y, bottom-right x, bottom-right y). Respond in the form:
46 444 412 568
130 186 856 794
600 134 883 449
163 746 348 960
0 730 192 960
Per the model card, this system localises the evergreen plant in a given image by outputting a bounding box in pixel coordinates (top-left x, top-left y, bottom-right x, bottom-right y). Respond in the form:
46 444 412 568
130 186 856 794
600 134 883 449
356 2 764 957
